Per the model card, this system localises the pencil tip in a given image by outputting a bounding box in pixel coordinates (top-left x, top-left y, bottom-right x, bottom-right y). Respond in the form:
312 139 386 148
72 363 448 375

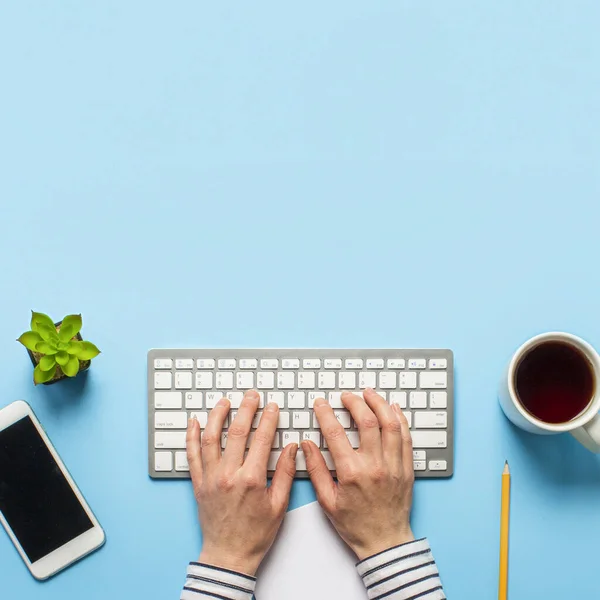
503 461 510 474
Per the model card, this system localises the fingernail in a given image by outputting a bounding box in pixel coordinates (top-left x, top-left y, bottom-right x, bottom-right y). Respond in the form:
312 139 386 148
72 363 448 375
313 398 327 408
301 441 311 457
188 418 195 428
266 402 278 412
392 403 401 414
341 390 351 396
217 398 229 407
245 389 259 399
365 387 374 394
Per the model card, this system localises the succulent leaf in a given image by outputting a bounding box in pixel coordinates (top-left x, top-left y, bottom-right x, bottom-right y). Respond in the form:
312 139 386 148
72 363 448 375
30 311 54 333
39 355 57 371
62 355 80 377
34 364 56 385
55 351 69 366
17 331 43 351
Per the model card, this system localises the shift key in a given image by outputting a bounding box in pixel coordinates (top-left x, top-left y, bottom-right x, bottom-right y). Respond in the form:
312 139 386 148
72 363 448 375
410 430 447 448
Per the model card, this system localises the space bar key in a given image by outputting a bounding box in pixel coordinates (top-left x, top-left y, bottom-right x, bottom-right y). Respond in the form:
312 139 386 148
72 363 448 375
410 431 447 449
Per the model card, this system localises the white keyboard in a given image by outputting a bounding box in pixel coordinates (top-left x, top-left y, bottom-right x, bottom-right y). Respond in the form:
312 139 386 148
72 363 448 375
148 349 454 479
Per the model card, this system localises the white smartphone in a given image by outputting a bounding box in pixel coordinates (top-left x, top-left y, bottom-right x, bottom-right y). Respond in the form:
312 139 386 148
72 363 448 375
0 400 105 580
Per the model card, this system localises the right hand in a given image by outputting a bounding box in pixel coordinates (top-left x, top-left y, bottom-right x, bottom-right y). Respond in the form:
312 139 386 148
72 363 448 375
301 389 415 560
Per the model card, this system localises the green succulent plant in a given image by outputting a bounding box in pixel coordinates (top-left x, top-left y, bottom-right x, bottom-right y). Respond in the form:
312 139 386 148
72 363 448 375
17 311 101 385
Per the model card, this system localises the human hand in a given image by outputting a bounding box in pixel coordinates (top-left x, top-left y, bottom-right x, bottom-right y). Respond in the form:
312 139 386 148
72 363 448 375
302 389 415 560
186 390 297 575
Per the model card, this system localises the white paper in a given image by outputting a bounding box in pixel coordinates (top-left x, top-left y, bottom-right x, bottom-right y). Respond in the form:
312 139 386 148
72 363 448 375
255 502 365 600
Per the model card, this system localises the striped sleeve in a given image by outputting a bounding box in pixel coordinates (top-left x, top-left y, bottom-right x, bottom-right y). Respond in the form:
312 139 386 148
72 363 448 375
180 562 256 600
356 538 446 600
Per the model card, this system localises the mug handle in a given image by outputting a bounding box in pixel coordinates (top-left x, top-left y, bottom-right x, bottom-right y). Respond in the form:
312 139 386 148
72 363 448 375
571 414 600 452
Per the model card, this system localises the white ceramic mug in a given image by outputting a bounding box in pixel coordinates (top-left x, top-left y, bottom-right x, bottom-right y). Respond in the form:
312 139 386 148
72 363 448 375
499 332 600 452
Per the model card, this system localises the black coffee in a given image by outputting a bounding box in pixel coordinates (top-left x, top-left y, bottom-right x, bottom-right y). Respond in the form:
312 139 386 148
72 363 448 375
515 341 595 424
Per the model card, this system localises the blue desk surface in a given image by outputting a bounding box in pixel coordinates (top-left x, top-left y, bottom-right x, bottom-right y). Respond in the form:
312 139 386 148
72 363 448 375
1 2 599 597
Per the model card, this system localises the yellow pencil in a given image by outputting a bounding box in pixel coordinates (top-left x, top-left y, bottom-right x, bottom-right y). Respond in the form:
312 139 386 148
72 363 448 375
498 461 511 600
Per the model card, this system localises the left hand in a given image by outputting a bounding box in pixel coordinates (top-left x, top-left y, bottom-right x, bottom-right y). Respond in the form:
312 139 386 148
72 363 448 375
186 390 298 576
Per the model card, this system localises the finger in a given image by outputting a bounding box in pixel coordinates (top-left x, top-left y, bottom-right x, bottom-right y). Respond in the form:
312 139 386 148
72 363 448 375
341 391 382 456
313 398 353 466
186 417 203 486
223 390 260 469
270 443 298 513
392 404 414 476
201 397 230 471
246 402 279 475
363 388 402 463
302 441 336 512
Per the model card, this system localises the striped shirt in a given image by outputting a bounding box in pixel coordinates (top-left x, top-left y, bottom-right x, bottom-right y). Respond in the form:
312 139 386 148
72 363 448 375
180 538 445 600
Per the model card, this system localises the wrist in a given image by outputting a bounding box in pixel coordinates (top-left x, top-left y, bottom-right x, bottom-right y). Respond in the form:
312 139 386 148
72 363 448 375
354 528 415 561
198 549 261 577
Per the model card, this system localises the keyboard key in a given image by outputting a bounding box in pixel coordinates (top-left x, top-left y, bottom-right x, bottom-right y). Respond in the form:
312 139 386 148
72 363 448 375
278 412 290 428
322 452 335 470
155 412 187 429
346 431 360 448
155 451 173 471
413 461 426 471
267 391 285 407
303 359 321 369
430 391 448 408
366 359 384 369
196 359 215 369
328 392 344 408
324 359 342 369
176 359 194 370
190 412 208 428
411 431 447 448
334 411 351 428
155 432 186 449
175 372 193 389
318 372 336 389
239 359 258 369
205 391 222 408
261 359 279 369
387 358 406 369
216 372 234 389
297 371 316 389
236 372 254 389
282 431 300 447
218 359 236 369
295 449 307 471
288 392 305 408
415 411 447 429
277 372 295 389
293 412 311 428
185 392 203 409
413 450 426 461
155 391 182 409
282 359 300 369
420 372 447 389
226 392 244 408
408 359 426 369
154 358 172 369
339 372 356 389
302 431 321 446
308 392 323 407
410 392 427 409
267 452 281 470
345 359 363 369
379 372 397 389
154 372 172 389
429 358 447 369
390 391 407 408
359 372 377 388
313 414 320 429
429 460 448 471
257 372 275 389
399 372 417 389
175 452 189 471
405 411 412 428
195 372 213 389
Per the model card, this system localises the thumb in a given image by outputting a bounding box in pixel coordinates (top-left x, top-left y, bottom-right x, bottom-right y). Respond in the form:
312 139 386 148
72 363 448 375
270 443 297 512
302 441 336 511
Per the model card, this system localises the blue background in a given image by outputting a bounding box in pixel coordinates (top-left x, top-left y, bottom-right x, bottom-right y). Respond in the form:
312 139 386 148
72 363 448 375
1 1 599 598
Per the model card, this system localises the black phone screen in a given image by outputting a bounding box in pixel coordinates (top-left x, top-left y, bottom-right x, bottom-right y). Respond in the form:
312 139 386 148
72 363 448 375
0 416 93 563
